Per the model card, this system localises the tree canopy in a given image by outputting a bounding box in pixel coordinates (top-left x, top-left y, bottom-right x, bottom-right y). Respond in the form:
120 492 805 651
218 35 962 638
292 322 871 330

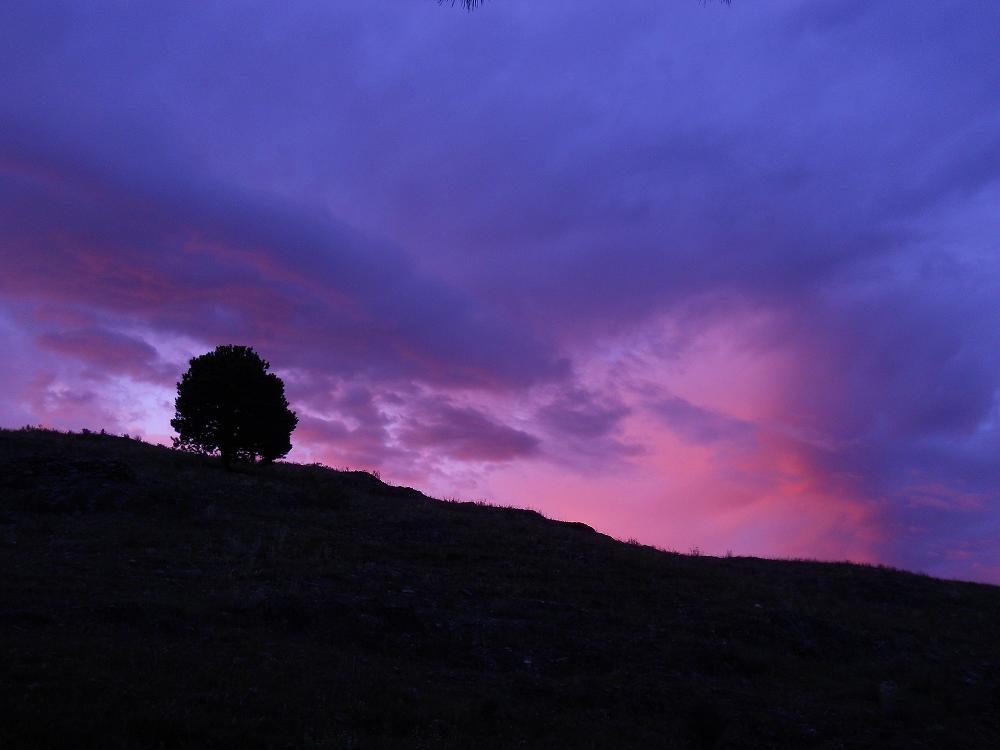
171 345 298 465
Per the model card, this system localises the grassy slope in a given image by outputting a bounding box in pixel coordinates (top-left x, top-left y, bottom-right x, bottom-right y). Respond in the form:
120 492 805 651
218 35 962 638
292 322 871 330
1 427 998 749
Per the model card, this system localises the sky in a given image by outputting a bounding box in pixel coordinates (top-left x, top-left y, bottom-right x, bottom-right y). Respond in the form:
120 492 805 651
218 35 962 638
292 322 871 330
2 0 1000 583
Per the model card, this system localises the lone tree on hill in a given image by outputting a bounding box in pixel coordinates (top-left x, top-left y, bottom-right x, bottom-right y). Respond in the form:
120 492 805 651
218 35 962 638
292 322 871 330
171 345 298 465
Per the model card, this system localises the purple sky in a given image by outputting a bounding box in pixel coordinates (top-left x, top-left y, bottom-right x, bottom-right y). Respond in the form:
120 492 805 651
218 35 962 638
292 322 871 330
2 0 1000 583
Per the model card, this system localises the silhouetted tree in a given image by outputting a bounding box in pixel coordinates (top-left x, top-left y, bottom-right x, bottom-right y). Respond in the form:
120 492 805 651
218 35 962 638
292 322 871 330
171 345 298 465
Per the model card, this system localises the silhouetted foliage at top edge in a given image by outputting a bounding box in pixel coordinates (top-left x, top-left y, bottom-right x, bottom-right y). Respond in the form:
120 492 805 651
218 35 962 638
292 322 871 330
170 345 298 466
442 0 731 8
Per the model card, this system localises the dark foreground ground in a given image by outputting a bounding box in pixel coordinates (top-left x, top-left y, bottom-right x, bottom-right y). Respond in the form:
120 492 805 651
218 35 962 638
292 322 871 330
1 427 999 749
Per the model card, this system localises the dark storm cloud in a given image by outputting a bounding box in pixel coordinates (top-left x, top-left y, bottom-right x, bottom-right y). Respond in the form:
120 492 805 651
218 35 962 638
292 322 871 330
0 127 567 391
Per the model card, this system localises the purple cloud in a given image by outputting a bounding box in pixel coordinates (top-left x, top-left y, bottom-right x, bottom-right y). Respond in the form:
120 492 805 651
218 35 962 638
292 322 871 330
0 130 568 392
399 398 540 462
651 396 754 446
36 327 169 383
537 389 630 439
1 1 999 581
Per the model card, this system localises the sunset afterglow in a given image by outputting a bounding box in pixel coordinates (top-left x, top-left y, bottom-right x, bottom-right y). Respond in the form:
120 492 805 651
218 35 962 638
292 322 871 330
2 1 999 582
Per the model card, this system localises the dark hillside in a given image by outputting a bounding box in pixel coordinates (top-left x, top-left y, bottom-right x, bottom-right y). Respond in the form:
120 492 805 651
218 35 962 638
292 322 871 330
1 427 998 748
